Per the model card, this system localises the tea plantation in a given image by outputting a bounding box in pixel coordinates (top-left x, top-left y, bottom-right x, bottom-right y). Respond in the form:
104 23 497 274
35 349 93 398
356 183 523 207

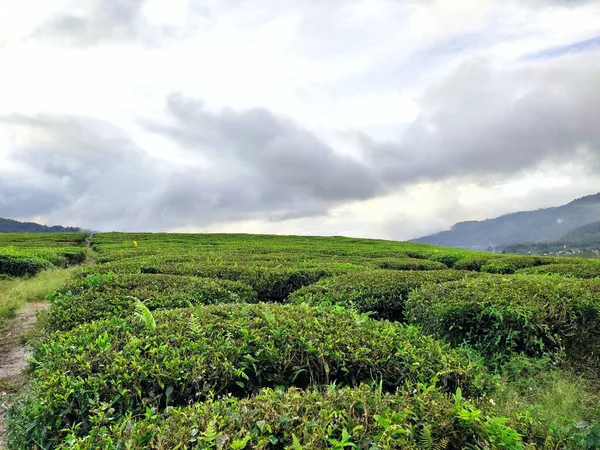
3 233 600 449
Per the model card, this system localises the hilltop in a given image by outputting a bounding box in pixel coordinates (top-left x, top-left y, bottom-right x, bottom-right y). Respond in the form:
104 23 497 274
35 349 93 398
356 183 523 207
412 193 600 250
0 217 81 233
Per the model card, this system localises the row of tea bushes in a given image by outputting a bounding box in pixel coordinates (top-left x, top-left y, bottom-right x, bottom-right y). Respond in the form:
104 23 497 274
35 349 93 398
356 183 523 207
406 274 600 367
517 261 600 279
0 249 87 276
55 384 524 450
0 233 88 276
372 257 448 271
46 273 258 332
0 254 53 277
95 257 353 302
0 232 87 247
287 269 475 321
9 304 491 447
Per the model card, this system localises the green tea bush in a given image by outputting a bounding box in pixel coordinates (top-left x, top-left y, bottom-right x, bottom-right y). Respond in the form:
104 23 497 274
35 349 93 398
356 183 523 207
10 303 490 447
287 270 475 321
517 262 600 279
46 273 258 332
453 255 556 274
427 251 469 267
374 257 448 271
0 254 53 276
57 384 523 450
100 257 335 301
406 274 600 365
453 256 495 272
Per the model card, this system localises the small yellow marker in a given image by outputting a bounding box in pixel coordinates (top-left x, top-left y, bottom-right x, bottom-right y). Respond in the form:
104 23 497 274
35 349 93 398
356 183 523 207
133 240 138 247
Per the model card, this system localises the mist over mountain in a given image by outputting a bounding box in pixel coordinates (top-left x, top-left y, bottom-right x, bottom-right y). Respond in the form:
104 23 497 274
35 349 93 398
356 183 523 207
412 193 600 251
0 217 81 233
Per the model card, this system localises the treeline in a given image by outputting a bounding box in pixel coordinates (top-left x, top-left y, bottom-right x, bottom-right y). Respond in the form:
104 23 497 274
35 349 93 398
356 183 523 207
0 217 81 233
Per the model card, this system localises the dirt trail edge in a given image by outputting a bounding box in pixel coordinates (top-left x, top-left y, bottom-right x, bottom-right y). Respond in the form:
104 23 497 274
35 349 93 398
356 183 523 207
0 301 49 448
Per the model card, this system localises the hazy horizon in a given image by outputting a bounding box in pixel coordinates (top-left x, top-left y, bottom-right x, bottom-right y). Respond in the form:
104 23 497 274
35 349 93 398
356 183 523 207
1 0 600 240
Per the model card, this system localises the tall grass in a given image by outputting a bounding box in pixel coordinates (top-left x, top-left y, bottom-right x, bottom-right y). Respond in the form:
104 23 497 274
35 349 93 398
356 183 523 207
0 268 76 329
491 357 600 447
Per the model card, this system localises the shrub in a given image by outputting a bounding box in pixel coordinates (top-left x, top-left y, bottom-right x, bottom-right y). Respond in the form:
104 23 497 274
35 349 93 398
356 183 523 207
480 256 553 275
105 258 335 301
287 270 475 321
517 262 600 279
406 274 600 365
56 384 523 450
46 273 258 332
453 257 494 272
0 254 53 277
374 257 448 271
10 304 490 447
427 252 467 267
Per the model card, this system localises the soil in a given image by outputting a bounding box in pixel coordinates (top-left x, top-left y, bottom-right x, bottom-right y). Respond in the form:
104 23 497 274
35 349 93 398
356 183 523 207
0 301 49 448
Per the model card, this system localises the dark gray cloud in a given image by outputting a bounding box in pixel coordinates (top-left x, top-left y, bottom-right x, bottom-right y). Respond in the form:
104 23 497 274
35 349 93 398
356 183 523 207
0 107 381 230
156 94 382 203
2 50 599 232
363 54 600 185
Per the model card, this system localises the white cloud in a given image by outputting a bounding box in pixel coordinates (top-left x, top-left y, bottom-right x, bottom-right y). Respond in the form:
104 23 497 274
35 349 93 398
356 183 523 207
0 0 599 237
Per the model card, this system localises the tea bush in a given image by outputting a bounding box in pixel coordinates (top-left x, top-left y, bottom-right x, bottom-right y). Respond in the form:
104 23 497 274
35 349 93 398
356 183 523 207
287 269 475 321
406 274 600 365
46 273 258 332
10 303 490 447
373 257 448 271
0 254 53 276
100 257 338 301
56 384 524 450
453 255 550 274
517 262 600 279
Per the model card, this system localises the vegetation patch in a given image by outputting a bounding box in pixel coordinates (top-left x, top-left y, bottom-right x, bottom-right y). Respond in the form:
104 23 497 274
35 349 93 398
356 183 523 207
373 257 448 271
0 255 53 277
57 384 524 450
406 274 600 366
9 303 490 447
288 269 475 321
46 273 258 332
517 262 600 279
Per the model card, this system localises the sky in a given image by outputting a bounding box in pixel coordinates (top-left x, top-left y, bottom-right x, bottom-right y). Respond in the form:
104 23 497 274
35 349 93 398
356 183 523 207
0 0 599 239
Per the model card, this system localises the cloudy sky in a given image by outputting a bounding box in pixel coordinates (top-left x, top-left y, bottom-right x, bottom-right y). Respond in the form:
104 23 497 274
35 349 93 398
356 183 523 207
1 0 599 239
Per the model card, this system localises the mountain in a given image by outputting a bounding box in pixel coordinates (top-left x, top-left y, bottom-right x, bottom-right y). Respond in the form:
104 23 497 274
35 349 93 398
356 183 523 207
0 217 81 233
501 220 600 255
412 193 600 250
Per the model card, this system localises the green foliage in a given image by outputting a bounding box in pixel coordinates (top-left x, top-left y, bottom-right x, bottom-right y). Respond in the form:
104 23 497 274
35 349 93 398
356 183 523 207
6 231 600 449
288 269 475 321
374 257 448 271
55 384 523 450
518 261 600 279
46 273 258 332
491 357 600 449
105 257 336 302
0 267 77 328
0 254 53 276
9 303 490 447
0 232 88 276
406 274 600 366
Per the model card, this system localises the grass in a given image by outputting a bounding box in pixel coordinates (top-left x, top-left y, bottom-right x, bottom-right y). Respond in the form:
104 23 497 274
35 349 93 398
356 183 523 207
0 268 77 330
490 357 600 448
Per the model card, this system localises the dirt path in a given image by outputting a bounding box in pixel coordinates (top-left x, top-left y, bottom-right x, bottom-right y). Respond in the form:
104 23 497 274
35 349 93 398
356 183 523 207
0 301 49 448
84 234 97 265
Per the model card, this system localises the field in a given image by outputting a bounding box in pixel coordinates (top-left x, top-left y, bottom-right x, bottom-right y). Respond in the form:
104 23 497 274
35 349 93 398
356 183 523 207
2 232 600 449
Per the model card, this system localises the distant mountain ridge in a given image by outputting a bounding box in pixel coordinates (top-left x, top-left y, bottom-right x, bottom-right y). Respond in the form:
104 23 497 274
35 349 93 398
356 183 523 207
412 193 600 250
0 217 81 233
